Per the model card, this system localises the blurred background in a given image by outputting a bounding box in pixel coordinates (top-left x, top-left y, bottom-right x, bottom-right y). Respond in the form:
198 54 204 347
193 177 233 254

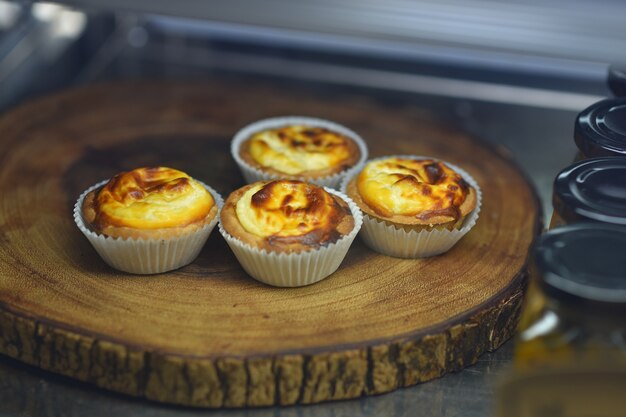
1 1 626 416
1 0 625 110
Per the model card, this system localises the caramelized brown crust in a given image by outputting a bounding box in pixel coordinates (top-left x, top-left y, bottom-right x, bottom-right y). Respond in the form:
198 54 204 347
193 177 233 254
81 167 217 240
239 126 361 178
346 159 477 230
220 180 355 253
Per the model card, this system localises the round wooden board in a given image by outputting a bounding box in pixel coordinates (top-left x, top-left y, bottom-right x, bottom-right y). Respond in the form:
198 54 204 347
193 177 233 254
0 81 540 408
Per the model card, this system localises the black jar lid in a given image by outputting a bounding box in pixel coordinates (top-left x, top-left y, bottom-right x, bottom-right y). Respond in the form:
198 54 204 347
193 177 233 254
553 157 626 226
575 98 626 158
534 224 626 305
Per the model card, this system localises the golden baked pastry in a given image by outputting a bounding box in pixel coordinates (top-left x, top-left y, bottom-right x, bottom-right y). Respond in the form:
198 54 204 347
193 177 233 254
239 125 361 178
346 157 477 230
82 167 217 239
220 180 355 253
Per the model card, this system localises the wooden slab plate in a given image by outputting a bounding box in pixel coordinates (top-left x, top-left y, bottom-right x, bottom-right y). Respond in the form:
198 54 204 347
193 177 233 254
0 81 540 407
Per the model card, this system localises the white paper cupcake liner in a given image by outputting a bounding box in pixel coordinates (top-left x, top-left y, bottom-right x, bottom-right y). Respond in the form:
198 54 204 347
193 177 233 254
218 188 363 287
231 116 368 189
340 155 482 259
74 179 224 274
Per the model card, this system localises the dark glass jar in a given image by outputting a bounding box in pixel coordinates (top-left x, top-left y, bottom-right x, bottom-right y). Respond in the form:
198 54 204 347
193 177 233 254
549 157 626 228
574 98 626 160
514 224 626 370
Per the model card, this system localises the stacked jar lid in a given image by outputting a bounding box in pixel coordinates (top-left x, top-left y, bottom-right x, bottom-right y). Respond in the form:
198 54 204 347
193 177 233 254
514 66 626 370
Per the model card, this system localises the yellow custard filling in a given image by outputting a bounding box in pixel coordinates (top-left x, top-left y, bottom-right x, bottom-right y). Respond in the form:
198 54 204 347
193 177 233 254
247 125 356 175
235 180 342 238
94 167 214 229
357 158 470 219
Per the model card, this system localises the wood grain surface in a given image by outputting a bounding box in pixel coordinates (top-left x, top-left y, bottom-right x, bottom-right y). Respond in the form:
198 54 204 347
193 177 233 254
0 81 540 407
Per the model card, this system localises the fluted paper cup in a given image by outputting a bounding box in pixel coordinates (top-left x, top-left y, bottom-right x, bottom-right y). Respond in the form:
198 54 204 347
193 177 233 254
74 179 223 274
340 156 482 258
231 116 368 189
218 188 363 287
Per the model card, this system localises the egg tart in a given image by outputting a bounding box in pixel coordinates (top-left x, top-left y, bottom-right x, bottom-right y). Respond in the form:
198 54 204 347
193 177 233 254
342 156 481 258
219 180 362 287
231 116 368 188
74 167 223 274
